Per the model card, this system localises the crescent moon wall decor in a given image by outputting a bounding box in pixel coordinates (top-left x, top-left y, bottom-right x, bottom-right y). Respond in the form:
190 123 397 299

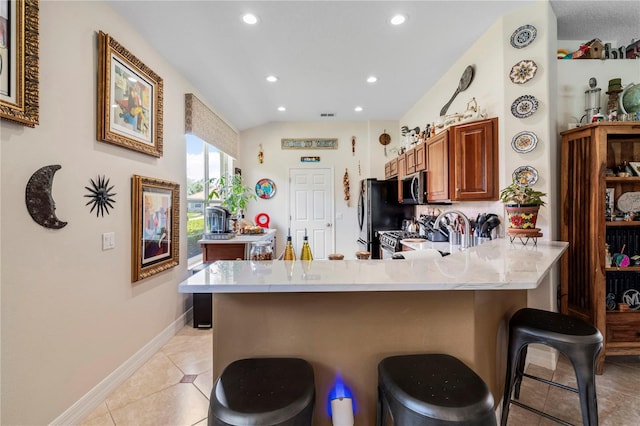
84 175 116 217
25 165 68 229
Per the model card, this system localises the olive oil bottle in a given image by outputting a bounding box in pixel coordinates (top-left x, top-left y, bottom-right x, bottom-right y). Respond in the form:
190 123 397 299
283 228 296 261
300 228 313 261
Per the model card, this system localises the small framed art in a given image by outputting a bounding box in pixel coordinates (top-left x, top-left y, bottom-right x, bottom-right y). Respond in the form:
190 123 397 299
131 175 179 282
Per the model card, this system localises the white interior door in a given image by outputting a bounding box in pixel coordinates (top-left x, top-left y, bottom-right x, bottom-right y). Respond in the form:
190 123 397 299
289 168 334 260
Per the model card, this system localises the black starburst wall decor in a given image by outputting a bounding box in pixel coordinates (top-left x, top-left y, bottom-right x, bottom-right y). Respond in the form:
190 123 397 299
84 175 116 217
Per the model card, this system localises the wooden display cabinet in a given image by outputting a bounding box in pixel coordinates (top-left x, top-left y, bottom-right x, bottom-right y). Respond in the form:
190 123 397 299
560 122 640 373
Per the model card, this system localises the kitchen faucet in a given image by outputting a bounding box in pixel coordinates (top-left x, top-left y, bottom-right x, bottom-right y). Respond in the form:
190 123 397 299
434 210 471 249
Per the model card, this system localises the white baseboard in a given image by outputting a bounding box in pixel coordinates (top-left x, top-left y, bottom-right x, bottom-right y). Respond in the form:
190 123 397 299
50 309 193 426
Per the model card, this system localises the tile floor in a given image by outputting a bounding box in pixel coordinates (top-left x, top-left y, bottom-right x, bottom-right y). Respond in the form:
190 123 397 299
80 326 213 426
80 324 640 426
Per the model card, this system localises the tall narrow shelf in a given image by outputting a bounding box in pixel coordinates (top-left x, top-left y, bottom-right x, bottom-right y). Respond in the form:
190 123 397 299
560 122 640 373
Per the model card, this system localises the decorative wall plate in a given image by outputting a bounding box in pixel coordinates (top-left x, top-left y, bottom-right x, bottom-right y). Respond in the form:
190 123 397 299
511 95 539 118
512 165 538 187
510 24 537 49
509 60 538 84
511 131 538 153
255 178 276 199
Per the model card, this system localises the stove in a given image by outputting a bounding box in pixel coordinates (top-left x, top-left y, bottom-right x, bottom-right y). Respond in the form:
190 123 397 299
379 230 423 253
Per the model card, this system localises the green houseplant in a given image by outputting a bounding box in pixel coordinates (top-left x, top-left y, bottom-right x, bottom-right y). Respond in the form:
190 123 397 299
208 174 257 218
499 179 546 229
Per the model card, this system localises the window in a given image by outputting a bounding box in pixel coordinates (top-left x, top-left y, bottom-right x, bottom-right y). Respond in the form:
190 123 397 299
186 134 233 266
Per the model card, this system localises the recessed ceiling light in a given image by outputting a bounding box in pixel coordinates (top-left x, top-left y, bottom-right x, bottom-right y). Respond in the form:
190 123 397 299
242 13 259 25
354 106 363 112
390 14 406 25
266 75 278 83
366 76 378 84
277 106 286 112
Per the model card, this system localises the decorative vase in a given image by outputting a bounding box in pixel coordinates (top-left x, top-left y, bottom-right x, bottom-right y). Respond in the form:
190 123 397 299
505 204 540 229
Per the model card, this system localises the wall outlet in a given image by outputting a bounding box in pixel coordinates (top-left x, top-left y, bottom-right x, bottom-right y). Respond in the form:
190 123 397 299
102 232 115 250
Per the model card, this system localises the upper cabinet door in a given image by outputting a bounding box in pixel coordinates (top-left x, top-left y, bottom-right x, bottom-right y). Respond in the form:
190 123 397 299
427 131 450 202
415 142 426 172
406 147 416 175
449 117 498 201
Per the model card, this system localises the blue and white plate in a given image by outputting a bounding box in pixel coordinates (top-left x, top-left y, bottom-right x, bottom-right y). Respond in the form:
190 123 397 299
511 131 538 153
512 165 538 187
511 95 539 118
510 24 537 49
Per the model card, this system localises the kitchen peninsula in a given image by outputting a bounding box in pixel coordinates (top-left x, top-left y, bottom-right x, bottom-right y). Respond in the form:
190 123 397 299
180 239 567 425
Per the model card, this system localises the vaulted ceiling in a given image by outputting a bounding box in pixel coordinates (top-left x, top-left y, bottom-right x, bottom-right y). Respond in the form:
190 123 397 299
108 1 640 131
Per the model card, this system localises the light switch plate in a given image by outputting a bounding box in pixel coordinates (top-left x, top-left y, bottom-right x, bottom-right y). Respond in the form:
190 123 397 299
102 232 115 250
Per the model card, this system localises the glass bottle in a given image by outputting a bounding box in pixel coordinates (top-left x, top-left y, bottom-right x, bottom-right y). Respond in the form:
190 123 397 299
300 228 313 261
283 228 296 261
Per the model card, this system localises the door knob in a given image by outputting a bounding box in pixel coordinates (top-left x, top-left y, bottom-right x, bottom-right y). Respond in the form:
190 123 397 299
326 223 332 227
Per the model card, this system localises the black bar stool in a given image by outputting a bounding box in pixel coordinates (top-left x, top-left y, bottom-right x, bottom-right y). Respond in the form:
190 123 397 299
209 357 315 426
500 308 603 426
377 354 497 425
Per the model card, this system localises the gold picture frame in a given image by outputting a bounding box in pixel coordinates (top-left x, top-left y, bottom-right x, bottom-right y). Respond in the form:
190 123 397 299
97 31 163 157
0 0 39 127
131 175 179 282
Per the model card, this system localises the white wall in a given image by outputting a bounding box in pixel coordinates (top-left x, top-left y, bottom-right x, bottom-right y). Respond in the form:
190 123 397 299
0 2 225 423
240 121 385 259
557 59 639 132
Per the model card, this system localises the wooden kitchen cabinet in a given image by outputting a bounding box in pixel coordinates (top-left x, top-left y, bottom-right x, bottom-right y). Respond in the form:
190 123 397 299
426 117 498 202
427 131 449 202
560 122 640 373
450 117 498 201
397 152 406 177
415 142 426 172
406 147 416 175
397 152 407 203
385 158 398 179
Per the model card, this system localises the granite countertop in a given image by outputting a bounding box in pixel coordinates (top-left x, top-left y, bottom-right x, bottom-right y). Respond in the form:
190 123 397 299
198 228 276 244
179 238 568 293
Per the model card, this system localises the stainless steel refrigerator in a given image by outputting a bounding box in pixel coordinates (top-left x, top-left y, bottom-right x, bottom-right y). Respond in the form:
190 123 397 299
357 178 414 259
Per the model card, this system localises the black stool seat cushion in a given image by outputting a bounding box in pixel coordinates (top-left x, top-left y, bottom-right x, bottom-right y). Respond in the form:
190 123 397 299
379 354 495 423
210 357 315 426
510 308 602 344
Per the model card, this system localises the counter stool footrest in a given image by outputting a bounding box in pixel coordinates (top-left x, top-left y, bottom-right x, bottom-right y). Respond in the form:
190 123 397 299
520 372 579 394
509 400 575 426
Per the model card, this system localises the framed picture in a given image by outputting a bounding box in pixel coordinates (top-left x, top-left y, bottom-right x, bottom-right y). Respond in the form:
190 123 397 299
281 138 338 149
605 187 615 217
629 162 640 176
0 0 39 127
97 31 163 157
131 175 179 282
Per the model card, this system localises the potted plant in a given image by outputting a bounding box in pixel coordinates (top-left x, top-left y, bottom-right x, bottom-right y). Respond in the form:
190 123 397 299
208 174 257 219
499 179 546 229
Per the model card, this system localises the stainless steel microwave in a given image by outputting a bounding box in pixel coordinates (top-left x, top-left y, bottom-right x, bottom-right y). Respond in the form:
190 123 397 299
400 171 427 205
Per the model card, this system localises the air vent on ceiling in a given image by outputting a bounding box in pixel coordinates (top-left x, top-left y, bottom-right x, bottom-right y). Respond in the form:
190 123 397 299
320 113 335 117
